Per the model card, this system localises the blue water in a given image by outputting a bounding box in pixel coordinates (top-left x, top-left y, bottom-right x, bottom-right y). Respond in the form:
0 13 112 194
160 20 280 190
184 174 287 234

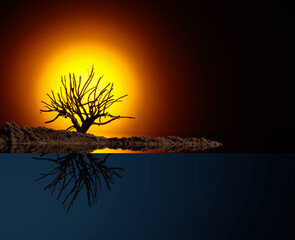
0 153 294 240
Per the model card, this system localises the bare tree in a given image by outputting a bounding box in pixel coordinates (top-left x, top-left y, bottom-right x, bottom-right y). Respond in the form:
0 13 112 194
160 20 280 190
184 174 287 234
35 153 124 212
41 66 134 133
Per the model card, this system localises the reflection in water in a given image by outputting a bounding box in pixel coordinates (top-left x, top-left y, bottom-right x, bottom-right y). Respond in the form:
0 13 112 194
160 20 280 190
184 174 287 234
34 154 124 212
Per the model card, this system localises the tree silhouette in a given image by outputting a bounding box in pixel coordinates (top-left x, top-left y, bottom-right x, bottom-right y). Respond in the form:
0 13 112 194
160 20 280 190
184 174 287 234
35 153 124 212
41 66 134 133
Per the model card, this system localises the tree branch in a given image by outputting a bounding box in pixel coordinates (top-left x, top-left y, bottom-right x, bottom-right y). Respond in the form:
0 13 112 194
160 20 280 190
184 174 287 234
41 66 134 133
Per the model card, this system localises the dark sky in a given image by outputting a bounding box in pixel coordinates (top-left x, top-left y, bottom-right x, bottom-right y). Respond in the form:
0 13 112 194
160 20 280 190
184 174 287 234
0 0 293 151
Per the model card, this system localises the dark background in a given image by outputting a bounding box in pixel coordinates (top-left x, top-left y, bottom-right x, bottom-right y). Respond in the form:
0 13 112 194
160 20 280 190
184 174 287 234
0 0 293 152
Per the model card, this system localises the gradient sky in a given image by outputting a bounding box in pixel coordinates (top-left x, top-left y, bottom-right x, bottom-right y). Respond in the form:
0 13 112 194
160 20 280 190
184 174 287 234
0 0 293 149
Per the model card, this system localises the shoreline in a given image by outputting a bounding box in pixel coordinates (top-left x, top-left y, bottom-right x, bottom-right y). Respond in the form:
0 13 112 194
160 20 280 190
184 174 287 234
0 122 222 153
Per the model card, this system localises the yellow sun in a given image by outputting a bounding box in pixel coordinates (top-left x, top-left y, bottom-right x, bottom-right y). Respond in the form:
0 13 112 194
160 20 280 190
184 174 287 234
36 42 140 136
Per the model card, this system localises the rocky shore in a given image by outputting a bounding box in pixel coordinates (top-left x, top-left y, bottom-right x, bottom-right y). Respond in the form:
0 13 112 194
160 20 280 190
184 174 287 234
0 122 222 153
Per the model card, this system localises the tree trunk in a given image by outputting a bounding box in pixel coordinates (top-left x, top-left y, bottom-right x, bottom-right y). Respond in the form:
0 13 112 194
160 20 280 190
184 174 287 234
81 117 96 133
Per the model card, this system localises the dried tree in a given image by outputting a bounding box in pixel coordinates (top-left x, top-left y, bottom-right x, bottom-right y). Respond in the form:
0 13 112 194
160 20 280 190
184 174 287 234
41 66 134 133
35 153 124 212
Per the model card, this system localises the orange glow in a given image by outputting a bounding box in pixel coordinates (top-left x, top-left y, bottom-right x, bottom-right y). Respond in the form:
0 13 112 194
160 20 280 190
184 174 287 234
37 43 140 133
92 148 145 154
10 10 152 136
3 4 199 138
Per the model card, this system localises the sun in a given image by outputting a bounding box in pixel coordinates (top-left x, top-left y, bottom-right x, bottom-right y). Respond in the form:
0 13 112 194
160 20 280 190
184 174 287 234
36 42 140 135
10 12 158 137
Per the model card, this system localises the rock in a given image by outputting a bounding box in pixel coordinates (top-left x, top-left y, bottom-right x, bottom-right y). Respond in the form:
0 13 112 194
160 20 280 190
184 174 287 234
0 122 222 153
0 137 5 150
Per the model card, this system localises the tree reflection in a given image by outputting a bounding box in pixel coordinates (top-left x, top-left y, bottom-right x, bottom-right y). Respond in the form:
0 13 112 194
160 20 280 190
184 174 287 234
34 153 124 212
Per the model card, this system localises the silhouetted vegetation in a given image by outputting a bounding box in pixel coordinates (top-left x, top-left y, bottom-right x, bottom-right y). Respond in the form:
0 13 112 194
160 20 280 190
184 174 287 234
41 66 134 133
35 153 124 212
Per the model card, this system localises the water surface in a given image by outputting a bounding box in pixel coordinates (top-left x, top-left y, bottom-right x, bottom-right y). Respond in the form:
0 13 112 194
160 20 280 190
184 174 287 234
0 153 294 240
